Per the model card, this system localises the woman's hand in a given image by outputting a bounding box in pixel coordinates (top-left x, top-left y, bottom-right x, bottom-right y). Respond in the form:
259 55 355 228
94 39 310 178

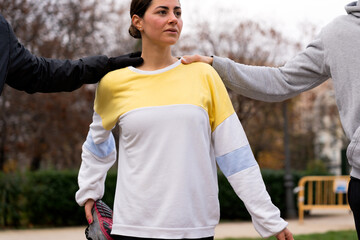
85 199 95 224
181 55 213 65
276 227 294 240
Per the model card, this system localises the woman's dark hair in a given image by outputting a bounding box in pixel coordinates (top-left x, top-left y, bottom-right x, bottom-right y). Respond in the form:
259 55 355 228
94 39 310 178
129 0 153 39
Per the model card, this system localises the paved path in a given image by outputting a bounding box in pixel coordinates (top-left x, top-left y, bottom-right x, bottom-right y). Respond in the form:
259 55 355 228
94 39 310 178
215 209 355 238
0 210 355 240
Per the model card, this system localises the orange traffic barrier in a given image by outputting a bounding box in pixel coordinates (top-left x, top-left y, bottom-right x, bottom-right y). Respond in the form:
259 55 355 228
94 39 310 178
297 175 350 223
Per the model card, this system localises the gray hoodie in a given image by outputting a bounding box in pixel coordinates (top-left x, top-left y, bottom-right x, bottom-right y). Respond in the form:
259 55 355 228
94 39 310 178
212 1 360 179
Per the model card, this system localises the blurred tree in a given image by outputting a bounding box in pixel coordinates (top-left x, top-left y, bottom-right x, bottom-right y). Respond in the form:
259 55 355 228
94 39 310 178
0 0 134 171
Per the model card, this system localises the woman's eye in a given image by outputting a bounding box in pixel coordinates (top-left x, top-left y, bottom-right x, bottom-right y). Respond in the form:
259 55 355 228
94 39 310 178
158 10 167 15
175 11 182 17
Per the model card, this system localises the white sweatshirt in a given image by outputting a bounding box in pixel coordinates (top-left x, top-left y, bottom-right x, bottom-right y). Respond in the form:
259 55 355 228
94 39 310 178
76 61 287 239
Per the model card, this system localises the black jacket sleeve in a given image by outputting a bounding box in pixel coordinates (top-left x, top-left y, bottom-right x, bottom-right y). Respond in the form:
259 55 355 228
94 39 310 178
2 14 110 94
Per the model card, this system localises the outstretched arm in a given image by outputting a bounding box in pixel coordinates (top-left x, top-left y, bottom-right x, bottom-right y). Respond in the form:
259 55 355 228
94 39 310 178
1 14 142 94
182 36 330 102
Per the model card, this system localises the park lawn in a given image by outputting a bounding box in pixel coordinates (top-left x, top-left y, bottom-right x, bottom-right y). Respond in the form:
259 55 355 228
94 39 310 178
221 230 357 240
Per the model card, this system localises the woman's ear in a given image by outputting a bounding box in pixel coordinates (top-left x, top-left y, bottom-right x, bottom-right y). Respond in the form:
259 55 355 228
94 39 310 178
132 15 143 31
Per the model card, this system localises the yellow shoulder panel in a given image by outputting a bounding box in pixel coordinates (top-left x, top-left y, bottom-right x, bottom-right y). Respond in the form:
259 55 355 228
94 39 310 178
93 63 235 132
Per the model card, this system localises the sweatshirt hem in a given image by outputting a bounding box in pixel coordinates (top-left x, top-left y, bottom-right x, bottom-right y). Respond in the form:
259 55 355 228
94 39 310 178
350 167 360 179
111 224 215 239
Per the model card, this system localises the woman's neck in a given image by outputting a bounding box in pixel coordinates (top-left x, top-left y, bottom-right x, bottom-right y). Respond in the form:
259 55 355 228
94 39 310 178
138 43 178 71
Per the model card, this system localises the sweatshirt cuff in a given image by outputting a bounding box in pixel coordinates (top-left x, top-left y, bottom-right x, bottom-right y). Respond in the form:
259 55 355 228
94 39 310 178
211 55 223 71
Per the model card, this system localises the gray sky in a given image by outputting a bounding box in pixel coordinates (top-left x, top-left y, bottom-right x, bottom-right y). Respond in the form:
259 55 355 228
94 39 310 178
118 0 354 57
119 0 353 45
180 0 352 42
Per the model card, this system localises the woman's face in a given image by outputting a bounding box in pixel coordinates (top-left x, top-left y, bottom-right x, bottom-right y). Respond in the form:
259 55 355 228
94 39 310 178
137 0 183 47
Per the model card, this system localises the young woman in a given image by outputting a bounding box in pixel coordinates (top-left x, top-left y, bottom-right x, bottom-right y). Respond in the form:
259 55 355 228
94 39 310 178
75 1 293 240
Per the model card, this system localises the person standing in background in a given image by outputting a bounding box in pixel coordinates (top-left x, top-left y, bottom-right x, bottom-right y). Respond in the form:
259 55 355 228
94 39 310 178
182 1 360 238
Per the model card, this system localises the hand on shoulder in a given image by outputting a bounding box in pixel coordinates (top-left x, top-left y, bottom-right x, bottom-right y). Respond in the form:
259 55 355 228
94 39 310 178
181 55 213 65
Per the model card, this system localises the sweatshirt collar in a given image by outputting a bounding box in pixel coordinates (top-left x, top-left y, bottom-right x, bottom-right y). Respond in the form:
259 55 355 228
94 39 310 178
345 1 360 17
128 59 181 75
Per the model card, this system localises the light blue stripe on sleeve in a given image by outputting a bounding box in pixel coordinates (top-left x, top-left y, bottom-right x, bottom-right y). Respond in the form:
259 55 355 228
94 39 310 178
84 132 115 158
216 145 257 177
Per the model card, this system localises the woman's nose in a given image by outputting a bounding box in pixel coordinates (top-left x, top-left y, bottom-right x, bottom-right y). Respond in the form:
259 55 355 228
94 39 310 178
168 13 178 24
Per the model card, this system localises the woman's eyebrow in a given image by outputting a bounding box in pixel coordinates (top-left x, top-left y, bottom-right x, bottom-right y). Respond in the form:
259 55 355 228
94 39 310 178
155 6 181 10
155 6 169 10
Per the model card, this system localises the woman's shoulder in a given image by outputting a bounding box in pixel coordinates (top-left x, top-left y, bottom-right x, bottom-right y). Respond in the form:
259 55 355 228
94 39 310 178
100 67 132 84
183 61 214 70
180 61 224 90
103 67 131 79
181 61 218 77
96 68 132 95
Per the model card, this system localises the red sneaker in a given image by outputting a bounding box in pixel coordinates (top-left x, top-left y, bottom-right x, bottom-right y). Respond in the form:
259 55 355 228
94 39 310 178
85 200 114 240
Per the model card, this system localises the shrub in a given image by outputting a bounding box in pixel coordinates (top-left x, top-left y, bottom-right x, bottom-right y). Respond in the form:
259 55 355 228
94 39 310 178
0 172 24 227
23 170 83 226
0 169 304 228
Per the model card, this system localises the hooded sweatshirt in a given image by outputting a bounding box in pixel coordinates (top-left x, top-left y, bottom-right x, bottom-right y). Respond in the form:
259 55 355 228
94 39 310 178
212 1 360 179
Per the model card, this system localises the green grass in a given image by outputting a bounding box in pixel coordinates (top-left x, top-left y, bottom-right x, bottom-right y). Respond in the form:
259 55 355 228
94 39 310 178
220 230 357 240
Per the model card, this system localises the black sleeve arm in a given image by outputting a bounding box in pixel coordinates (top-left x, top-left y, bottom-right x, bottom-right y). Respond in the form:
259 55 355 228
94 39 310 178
4 15 143 94
6 32 109 93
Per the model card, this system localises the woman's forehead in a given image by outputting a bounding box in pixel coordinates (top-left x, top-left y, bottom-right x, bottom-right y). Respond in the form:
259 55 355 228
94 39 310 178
148 0 181 8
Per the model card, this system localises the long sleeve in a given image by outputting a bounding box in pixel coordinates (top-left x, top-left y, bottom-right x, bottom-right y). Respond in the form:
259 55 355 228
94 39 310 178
1 14 110 94
212 34 331 102
75 111 117 206
209 70 287 237
213 114 288 237
76 72 124 206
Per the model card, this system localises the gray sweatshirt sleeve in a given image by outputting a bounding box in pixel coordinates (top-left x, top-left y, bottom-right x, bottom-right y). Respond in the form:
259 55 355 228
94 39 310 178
212 36 331 102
